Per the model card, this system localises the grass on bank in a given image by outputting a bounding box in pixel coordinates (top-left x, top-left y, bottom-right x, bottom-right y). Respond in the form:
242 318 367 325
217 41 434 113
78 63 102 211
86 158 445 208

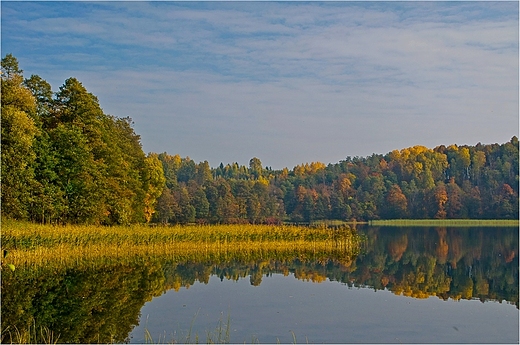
1 219 361 268
1 324 60 345
369 219 519 227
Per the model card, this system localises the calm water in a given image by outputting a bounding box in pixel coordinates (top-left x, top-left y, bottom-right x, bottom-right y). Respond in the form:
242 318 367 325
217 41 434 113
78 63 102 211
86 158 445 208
2 226 518 343
129 226 519 344
130 274 518 344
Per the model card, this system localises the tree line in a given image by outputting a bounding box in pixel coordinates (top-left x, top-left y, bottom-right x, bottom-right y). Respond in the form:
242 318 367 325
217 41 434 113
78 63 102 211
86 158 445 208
153 137 518 224
2 54 518 225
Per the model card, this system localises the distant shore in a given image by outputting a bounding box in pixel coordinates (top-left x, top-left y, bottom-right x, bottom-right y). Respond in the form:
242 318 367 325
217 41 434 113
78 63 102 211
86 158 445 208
368 219 519 227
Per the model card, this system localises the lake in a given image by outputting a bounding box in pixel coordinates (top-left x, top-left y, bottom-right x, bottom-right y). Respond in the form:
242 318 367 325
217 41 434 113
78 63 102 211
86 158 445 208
2 226 518 343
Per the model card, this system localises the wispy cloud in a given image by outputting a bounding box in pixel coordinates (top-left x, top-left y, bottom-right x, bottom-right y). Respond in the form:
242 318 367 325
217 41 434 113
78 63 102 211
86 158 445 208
2 2 518 168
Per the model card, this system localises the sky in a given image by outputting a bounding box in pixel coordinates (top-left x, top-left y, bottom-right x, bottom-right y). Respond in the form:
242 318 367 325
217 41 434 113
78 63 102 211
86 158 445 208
1 1 518 169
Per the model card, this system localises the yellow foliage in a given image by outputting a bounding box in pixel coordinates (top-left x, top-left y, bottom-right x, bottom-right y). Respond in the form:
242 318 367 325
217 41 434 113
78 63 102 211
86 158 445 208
338 175 352 193
143 154 166 222
1 74 37 114
258 175 269 186
409 145 429 155
459 147 471 168
447 144 458 152
293 164 305 176
389 149 401 161
293 161 326 176
172 154 182 167
413 161 423 175
310 161 326 173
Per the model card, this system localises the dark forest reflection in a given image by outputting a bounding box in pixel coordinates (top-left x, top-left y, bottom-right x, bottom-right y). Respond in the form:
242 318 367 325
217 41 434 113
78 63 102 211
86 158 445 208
1 227 517 343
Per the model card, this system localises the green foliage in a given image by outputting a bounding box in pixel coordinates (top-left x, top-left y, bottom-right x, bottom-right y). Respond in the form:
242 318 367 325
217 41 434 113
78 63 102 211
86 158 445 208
1 259 165 344
1 55 160 225
1 57 39 220
2 54 518 225
1 54 22 78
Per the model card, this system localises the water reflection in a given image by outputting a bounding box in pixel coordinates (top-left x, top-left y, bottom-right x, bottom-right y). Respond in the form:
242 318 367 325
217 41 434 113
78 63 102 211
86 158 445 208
1 258 165 343
1 227 517 343
162 226 518 306
355 226 518 304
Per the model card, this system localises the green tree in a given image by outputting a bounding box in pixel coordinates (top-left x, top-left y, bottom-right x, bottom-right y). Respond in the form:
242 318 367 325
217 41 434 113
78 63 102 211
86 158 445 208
154 187 177 224
143 153 166 222
249 157 263 179
0 107 39 219
1 55 38 219
176 187 196 224
177 158 196 183
2 54 165 225
1 54 23 78
471 151 486 185
158 153 181 189
50 123 104 223
196 160 212 185
106 117 150 224
23 74 53 128
192 187 210 222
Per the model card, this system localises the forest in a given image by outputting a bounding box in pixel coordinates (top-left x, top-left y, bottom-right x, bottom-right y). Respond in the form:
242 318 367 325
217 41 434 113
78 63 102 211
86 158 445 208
2 54 519 225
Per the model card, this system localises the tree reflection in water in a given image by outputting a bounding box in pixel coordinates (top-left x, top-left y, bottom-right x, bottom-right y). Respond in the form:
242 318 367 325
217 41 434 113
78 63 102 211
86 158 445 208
1 226 517 343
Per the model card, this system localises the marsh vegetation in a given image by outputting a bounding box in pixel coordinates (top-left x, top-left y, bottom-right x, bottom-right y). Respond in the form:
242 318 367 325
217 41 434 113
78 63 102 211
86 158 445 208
2 222 518 343
1 220 361 269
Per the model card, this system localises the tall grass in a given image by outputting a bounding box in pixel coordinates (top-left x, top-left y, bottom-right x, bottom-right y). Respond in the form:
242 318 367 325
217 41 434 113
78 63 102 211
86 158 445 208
1 220 360 344
369 219 519 227
0 324 60 344
1 219 362 269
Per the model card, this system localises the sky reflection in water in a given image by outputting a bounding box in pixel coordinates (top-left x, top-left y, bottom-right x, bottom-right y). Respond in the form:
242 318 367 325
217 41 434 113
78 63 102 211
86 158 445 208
131 273 518 344
2 226 518 344
131 226 519 344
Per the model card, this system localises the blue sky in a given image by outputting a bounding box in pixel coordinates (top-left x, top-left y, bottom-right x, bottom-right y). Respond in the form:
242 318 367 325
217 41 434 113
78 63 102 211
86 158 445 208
2 1 518 169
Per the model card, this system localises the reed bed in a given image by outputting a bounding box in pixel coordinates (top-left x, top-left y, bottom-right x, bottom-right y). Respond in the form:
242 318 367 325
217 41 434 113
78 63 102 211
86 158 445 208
369 219 519 227
1 324 60 345
1 220 362 269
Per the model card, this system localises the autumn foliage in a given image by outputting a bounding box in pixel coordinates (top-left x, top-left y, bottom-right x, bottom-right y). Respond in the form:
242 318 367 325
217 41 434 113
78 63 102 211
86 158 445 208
152 139 518 224
2 54 518 225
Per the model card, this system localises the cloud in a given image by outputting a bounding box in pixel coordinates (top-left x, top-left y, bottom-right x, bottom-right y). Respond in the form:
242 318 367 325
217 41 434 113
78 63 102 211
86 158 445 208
2 1 518 168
